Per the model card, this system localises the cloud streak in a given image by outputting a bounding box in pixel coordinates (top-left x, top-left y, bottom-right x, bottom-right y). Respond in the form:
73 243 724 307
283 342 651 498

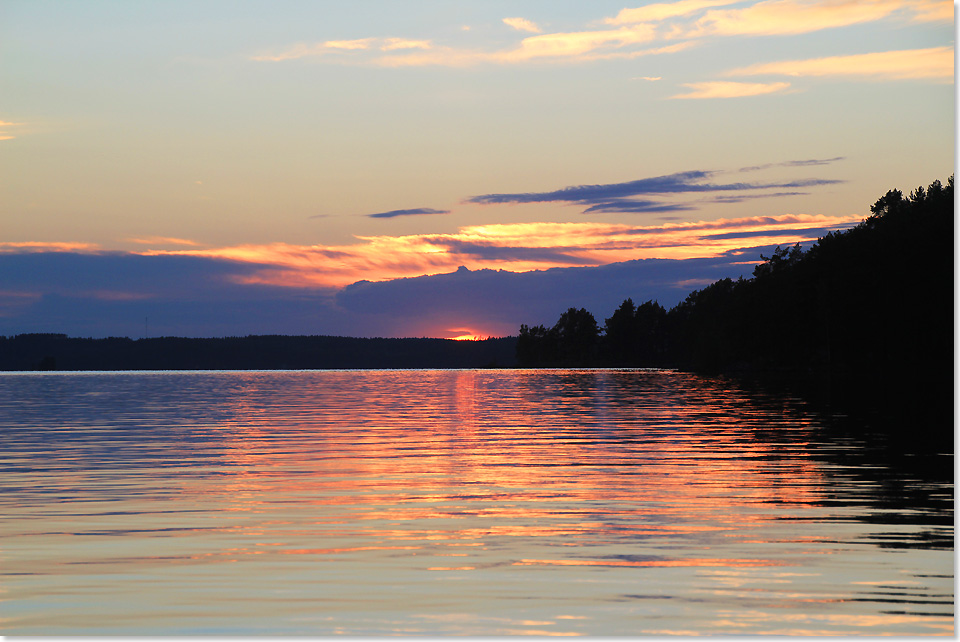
367 207 450 219
503 17 541 33
740 157 845 172
727 46 954 81
0 119 23 141
670 80 791 99
606 0 740 25
467 170 842 212
683 0 937 38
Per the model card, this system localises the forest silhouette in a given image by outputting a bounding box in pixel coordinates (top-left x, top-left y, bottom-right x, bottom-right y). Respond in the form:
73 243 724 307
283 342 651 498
518 177 954 428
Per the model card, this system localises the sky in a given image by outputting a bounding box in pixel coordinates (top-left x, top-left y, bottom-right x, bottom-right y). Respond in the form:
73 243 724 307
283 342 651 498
0 0 954 339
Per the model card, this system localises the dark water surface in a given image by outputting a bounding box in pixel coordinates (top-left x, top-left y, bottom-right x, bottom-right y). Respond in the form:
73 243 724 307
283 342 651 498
0 369 952 635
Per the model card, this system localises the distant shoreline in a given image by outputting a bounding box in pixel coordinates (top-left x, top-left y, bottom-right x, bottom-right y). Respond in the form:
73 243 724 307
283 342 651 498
0 333 520 372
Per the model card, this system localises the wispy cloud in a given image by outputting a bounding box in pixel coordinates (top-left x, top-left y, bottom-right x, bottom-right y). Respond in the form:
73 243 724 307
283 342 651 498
0 119 23 141
706 191 808 203
367 207 450 219
671 80 791 99
739 157 845 172
682 0 942 38
606 0 739 25
582 200 696 214
0 241 100 253
126 237 202 247
381 38 432 51
503 17 542 33
727 46 954 81
466 169 840 208
251 38 377 61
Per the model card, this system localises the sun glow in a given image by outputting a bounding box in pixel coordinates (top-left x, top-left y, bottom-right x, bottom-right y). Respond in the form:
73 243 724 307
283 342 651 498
449 329 487 341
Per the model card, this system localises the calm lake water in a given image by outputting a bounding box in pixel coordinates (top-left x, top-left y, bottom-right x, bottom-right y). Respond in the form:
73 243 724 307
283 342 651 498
0 369 953 636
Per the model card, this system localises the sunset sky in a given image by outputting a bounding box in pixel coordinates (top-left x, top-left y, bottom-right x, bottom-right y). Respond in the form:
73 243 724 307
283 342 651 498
1 0 954 339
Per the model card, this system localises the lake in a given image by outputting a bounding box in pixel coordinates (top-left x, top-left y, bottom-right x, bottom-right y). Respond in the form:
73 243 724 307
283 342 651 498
0 369 952 636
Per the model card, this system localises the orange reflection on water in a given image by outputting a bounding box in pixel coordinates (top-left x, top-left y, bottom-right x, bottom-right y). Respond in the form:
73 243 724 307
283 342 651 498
208 370 830 529
103 369 950 637
2 369 953 636
513 558 783 568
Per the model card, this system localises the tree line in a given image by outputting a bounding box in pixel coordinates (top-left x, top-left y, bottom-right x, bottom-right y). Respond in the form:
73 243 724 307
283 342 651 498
517 177 953 424
0 334 518 371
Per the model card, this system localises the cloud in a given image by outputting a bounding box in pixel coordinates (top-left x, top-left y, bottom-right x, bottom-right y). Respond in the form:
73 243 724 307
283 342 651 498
739 157 845 172
374 39 693 67
367 207 450 219
137 212 859 291
726 46 954 81
581 200 696 214
251 38 376 61
467 170 840 206
1 209 861 338
0 119 23 141
684 0 938 38
0 245 796 339
126 237 202 247
334 247 796 338
424 239 599 265
700 224 854 240
251 0 950 69
633 76 663 81
0 241 100 253
381 38 432 51
503 17 542 33
257 23 685 67
606 0 740 25
706 191 808 203
493 25 657 61
907 0 954 22
670 80 791 99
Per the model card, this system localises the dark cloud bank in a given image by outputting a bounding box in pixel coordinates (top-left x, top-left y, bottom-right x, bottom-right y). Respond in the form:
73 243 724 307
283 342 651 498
0 246 792 339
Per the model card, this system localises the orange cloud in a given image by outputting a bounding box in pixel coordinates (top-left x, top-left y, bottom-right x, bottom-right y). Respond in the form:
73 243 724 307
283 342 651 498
671 80 791 99
0 241 100 253
126 236 202 247
251 38 375 61
606 0 740 25
141 214 859 289
0 119 23 141
381 38 432 51
727 46 954 81
373 39 692 68
257 24 672 67
685 0 938 37
907 0 954 22
503 17 542 33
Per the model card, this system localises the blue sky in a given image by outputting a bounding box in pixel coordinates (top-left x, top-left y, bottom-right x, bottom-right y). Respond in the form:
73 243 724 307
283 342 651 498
0 0 953 338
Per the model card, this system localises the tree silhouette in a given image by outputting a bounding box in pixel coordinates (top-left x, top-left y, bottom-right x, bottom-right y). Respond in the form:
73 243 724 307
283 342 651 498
516 175 954 430
554 307 599 366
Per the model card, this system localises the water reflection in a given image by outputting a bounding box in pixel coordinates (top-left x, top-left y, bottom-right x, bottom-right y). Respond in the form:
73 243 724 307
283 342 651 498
0 369 952 635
